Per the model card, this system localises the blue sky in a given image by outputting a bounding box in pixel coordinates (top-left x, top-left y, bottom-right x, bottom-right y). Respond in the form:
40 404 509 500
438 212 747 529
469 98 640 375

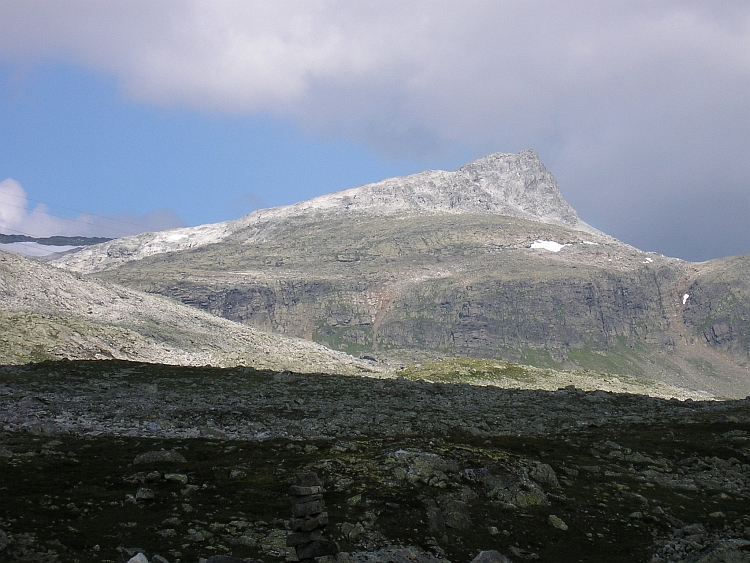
1 2 749 261
0 61 449 237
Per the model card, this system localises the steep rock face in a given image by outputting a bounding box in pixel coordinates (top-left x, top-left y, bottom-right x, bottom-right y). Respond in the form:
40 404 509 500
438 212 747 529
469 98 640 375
51 150 595 274
682 256 750 364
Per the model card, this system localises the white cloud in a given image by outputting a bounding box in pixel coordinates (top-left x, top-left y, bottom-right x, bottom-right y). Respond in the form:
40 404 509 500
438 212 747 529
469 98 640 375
0 178 184 238
0 2 746 168
2 3 746 136
0 178 27 227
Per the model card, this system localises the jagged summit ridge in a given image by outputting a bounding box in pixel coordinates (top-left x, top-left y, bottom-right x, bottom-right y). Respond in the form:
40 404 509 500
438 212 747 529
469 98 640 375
255 149 587 227
52 150 595 273
458 149 581 224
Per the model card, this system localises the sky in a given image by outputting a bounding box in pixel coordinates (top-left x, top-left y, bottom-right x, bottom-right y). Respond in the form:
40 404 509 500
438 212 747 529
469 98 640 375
0 1 748 261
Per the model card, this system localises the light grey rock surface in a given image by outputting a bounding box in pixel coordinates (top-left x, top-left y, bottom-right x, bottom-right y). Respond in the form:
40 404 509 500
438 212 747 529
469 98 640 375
0 250 379 375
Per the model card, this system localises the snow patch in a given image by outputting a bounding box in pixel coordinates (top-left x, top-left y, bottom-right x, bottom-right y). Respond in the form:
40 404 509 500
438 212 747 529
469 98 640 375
582 240 599 245
644 257 653 263
682 294 690 305
530 240 567 252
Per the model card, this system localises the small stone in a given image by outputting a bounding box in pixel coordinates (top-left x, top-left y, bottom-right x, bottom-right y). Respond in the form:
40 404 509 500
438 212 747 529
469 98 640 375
295 539 339 559
530 463 560 488
292 500 325 517
347 522 366 540
156 529 177 538
549 515 568 530
133 450 186 465
127 554 150 563
292 493 324 503
346 494 362 506
164 473 189 484
289 485 323 496
295 473 322 487
229 469 246 479
136 487 155 501
237 535 256 546
205 556 247 563
181 484 200 495
186 529 213 542
471 550 513 563
425 503 445 533
509 546 539 560
515 489 547 508
442 499 472 530
709 511 725 518
628 511 643 519
286 529 323 547
488 526 499 535
289 512 329 532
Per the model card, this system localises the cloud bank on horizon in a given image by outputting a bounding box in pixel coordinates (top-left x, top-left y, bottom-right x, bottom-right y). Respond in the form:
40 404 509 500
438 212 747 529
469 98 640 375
0 1 749 259
0 178 184 239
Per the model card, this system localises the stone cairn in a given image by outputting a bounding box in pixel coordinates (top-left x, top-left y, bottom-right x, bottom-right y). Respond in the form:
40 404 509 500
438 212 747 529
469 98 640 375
287 472 339 561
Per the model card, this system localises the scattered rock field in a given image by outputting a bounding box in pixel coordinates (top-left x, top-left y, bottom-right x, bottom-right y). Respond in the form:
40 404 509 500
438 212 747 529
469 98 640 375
0 360 749 563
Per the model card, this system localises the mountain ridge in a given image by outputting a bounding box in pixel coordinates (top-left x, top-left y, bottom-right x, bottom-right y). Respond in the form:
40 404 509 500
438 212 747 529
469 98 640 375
51 150 599 274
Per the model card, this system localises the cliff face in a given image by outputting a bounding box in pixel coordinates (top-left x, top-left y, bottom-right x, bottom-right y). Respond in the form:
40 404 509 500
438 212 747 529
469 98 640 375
682 255 750 362
52 150 750 396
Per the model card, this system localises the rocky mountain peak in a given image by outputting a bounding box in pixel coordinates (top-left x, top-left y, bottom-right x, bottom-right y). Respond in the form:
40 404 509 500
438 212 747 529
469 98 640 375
247 149 593 231
452 149 582 226
51 150 595 273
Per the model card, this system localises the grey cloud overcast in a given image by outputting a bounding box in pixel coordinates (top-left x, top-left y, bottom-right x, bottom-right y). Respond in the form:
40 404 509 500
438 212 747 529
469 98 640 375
0 1 749 260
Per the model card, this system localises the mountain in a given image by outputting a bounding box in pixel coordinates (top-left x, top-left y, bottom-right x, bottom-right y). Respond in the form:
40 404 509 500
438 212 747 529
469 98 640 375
52 150 596 273
0 250 377 375
50 150 750 397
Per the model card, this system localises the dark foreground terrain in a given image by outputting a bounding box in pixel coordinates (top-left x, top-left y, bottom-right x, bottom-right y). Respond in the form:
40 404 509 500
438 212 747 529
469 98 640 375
1 361 749 563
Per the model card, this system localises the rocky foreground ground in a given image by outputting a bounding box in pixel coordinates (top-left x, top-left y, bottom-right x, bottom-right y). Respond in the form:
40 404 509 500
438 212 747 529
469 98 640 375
1 360 749 563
